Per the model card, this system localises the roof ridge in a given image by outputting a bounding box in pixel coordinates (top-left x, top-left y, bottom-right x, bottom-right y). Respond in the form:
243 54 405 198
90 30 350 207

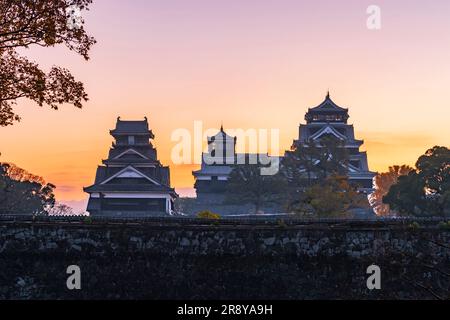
309 93 348 111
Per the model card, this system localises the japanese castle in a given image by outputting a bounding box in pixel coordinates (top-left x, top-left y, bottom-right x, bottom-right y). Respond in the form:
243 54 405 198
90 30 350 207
84 117 178 216
193 93 375 201
83 93 374 215
193 125 272 201
291 92 375 191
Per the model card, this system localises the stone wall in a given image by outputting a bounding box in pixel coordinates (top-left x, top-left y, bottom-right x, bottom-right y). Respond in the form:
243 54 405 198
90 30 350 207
0 218 449 299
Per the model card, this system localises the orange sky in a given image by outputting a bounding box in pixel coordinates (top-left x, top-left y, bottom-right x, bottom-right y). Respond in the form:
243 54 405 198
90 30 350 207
1 0 450 207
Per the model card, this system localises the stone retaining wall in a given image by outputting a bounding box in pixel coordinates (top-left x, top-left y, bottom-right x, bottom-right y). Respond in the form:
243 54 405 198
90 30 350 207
0 219 449 299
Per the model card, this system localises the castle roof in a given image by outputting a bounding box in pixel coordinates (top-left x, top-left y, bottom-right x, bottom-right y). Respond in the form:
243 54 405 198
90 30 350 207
208 125 236 143
84 165 176 195
305 92 350 124
309 92 348 112
110 117 154 137
83 184 175 193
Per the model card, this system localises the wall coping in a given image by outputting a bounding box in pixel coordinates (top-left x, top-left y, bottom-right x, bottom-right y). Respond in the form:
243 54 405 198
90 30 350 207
0 214 448 231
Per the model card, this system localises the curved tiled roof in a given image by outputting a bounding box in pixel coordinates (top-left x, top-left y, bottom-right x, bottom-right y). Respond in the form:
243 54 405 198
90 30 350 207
110 117 154 137
309 92 348 112
208 125 236 143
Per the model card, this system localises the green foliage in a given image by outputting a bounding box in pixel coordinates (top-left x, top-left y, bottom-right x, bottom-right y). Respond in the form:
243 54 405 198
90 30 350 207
313 136 350 180
369 165 414 216
196 210 221 219
383 172 426 215
225 163 287 213
383 146 450 217
83 216 93 224
282 136 350 211
408 222 421 231
291 175 369 217
416 146 450 194
284 136 349 185
0 163 55 215
438 221 450 230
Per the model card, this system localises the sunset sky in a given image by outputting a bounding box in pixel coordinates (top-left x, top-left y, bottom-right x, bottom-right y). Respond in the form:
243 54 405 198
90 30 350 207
1 0 450 210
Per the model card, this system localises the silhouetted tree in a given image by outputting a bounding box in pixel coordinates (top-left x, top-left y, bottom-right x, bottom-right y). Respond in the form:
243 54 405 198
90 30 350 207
314 135 349 180
282 136 349 210
0 163 55 214
369 165 414 216
283 138 320 188
383 146 450 216
226 164 287 214
383 172 426 216
0 0 96 126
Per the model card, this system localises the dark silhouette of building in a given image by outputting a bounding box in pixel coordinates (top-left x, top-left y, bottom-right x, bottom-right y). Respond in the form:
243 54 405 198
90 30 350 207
84 117 177 216
291 92 375 191
193 125 237 201
192 125 273 201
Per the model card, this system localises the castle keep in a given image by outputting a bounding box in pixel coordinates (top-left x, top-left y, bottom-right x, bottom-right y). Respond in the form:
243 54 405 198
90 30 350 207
292 93 375 190
84 117 177 216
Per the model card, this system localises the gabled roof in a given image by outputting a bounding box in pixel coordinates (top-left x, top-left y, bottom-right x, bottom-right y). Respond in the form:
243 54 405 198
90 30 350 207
309 92 348 112
100 165 161 185
309 125 348 141
113 148 149 160
108 145 157 160
83 165 177 195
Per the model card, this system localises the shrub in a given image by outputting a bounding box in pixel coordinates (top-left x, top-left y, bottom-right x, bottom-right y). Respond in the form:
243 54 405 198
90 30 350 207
83 216 93 224
196 210 221 219
438 221 450 230
277 219 287 228
408 221 420 230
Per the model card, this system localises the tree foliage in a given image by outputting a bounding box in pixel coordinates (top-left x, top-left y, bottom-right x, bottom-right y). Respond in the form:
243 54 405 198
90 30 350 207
0 163 55 214
283 138 321 188
383 146 450 216
284 136 349 185
225 164 287 213
196 210 221 219
282 136 350 211
369 165 414 216
312 135 349 180
291 175 369 217
0 0 96 126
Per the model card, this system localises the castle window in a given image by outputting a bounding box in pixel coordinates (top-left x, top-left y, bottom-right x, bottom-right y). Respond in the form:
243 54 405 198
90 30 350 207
128 135 135 145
